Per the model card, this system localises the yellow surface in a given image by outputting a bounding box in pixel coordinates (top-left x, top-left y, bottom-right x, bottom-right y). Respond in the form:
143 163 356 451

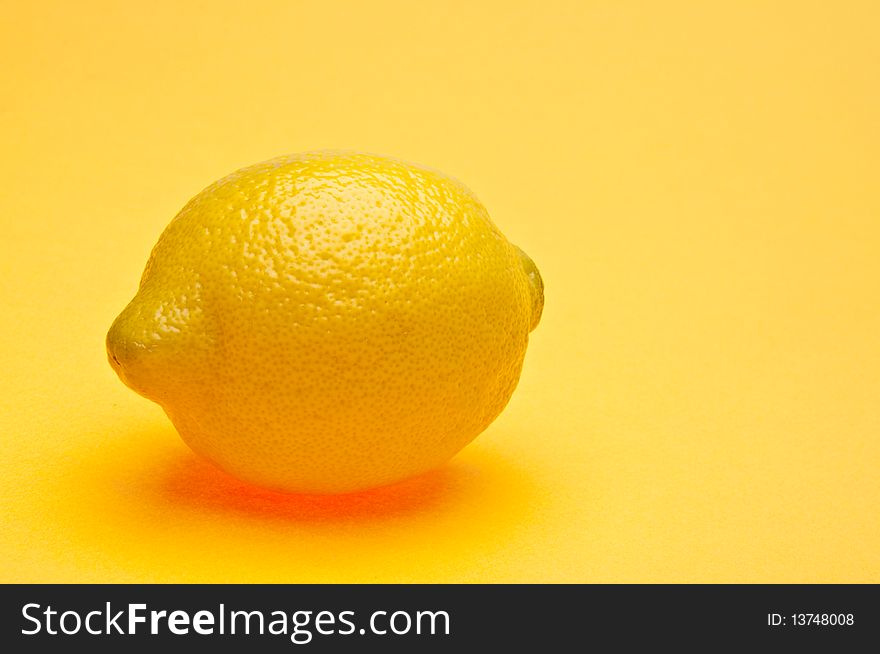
1 1 878 583
107 152 542 493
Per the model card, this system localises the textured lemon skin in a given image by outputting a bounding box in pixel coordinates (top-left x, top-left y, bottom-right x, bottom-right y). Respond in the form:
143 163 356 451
107 152 543 493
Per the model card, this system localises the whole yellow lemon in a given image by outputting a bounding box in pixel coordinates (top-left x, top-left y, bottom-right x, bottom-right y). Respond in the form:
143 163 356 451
107 152 543 493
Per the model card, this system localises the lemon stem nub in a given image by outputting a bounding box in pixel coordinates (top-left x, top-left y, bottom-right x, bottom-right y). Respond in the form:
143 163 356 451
513 245 544 332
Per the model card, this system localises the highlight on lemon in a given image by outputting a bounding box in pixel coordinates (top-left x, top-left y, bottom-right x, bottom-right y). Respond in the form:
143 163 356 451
107 152 543 493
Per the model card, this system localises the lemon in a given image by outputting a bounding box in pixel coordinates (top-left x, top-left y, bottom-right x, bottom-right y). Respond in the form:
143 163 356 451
107 152 543 493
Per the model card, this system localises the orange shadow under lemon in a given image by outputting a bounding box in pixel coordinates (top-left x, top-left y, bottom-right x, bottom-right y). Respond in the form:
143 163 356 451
156 443 522 524
42 422 539 582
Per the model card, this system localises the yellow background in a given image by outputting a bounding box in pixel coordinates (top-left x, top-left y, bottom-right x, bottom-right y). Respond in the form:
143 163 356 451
1 1 878 583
